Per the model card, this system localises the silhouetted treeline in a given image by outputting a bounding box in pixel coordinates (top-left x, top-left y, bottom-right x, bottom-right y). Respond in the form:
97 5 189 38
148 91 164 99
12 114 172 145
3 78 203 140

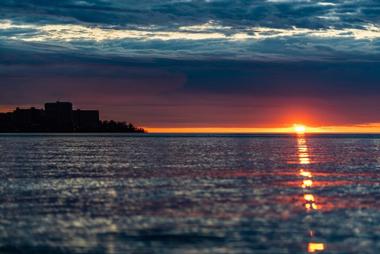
99 120 145 133
0 101 146 133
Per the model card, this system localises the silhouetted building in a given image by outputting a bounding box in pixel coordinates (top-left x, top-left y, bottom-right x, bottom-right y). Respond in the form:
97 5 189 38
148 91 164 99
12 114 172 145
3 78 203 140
11 107 45 131
0 101 145 133
45 102 73 131
0 112 12 131
73 110 99 131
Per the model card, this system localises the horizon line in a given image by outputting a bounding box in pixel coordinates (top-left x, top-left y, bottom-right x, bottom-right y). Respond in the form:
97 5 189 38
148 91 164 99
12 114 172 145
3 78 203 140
145 126 380 134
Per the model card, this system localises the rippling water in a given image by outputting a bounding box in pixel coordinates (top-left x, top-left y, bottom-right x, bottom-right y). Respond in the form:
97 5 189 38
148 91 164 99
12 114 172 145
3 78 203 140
1 134 380 254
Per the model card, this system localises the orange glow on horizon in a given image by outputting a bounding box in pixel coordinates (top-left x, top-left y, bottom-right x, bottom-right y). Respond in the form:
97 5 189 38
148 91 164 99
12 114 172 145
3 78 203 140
146 123 380 133
294 124 306 134
0 106 17 113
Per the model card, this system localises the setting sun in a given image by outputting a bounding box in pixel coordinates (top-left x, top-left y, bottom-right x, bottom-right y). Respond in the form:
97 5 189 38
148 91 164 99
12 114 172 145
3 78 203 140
294 124 306 134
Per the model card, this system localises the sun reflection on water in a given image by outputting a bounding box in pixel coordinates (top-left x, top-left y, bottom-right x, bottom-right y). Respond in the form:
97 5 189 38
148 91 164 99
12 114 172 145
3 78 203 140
300 169 312 178
296 133 325 252
308 243 325 253
302 179 313 188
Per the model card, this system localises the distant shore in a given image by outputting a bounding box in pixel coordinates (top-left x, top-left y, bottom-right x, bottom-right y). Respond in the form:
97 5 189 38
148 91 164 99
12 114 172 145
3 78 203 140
0 101 146 133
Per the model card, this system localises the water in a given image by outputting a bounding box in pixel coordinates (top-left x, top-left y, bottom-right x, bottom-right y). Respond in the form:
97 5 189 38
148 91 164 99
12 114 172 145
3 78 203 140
0 134 380 254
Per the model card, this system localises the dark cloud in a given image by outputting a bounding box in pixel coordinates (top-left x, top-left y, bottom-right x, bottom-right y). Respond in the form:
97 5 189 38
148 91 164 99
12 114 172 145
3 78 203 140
1 0 380 61
1 0 378 28
1 45 379 127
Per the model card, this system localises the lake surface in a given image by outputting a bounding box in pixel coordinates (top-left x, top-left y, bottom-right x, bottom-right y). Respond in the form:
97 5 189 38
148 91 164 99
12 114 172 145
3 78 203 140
0 134 380 254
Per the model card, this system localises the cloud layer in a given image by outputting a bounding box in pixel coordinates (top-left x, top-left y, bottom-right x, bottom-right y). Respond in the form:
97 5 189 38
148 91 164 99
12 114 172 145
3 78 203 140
1 0 380 60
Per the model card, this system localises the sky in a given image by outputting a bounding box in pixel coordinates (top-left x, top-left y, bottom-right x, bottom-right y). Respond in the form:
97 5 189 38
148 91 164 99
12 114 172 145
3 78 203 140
1 0 380 132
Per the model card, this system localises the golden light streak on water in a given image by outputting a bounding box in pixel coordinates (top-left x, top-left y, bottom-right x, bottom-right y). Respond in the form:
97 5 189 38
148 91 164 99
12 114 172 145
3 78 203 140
302 179 313 188
300 169 312 178
304 194 315 202
296 133 325 252
308 243 325 253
